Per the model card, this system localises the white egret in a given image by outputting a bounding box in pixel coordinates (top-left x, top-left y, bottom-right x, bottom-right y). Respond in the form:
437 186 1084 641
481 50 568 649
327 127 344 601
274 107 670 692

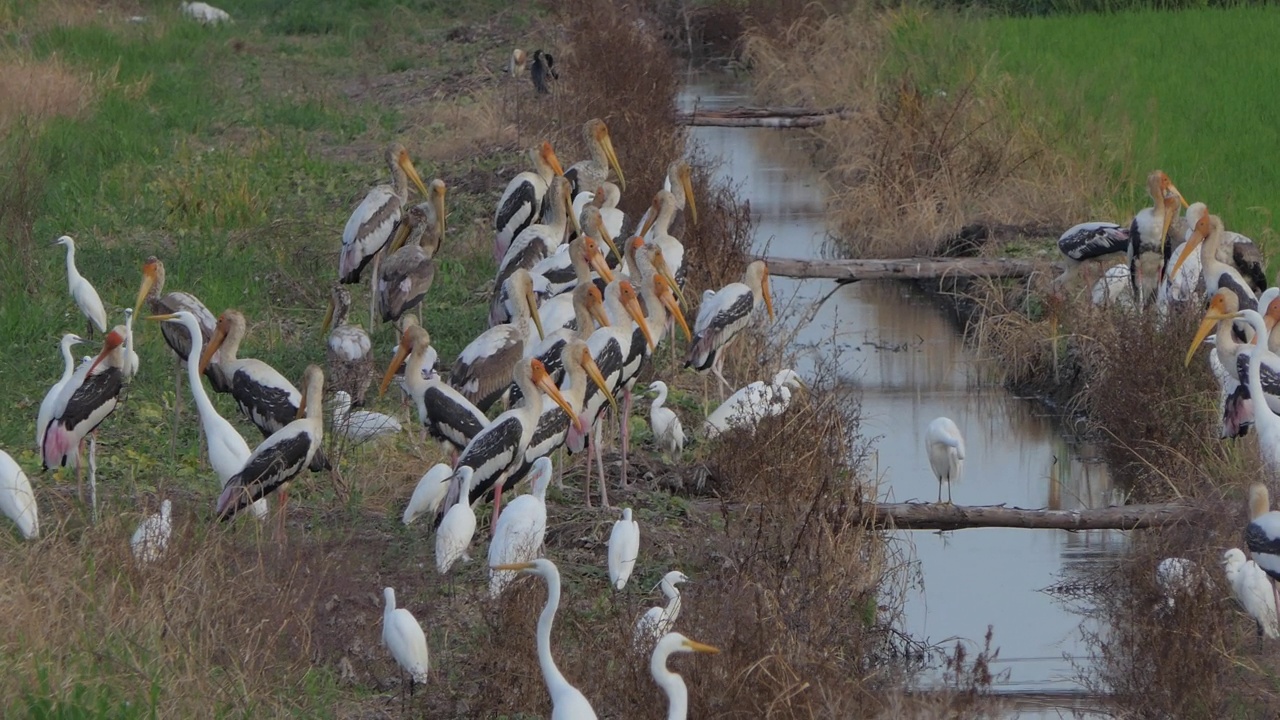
36 333 83 451
131 499 173 564
403 463 452 525
435 467 477 575
608 507 640 590
382 587 430 696
648 381 684 460
0 449 38 539
488 456 552 598
651 632 720 720
331 390 402 444
702 369 802 439
686 260 774 395
635 571 689 644
1222 548 1279 641
925 417 965 504
54 235 107 337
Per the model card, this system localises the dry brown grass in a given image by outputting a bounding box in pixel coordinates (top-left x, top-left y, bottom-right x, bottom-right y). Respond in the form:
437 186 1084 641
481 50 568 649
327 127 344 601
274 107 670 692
742 6 1110 257
0 56 94 133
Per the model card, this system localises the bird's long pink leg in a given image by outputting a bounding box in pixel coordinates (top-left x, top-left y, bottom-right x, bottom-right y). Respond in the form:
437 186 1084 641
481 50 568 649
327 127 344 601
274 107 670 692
491 475 506 536
620 388 633 487
583 442 594 508
595 424 609 508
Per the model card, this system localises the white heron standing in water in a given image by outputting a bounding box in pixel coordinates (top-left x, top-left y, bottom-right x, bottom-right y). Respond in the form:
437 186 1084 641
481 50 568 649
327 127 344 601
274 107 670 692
926 417 965 504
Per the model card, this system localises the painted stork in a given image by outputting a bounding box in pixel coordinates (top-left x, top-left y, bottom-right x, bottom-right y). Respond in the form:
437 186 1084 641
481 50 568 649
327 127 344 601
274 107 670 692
531 209 618 301
404 463 452 525
382 587 430 697
564 118 625 197
686 260 774 395
635 571 690 645
492 176 578 327
435 467 476 575
36 333 83 451
54 235 107 337
152 311 268 520
495 141 564 263
637 191 688 287
331 390 401 444
489 559 597 718
378 180 446 323
456 269 545 412
1222 548 1279 641
572 182 626 243
133 256 227 406
1246 482 1280 617
703 369 803 438
1185 288 1256 438
647 381 684 460
926 416 966 505
380 323 487 462
0 448 38 540
199 310 329 473
488 456 552 598
637 161 697 243
510 282 611 410
1054 222 1130 286
1126 170 1187 299
339 143 431 328
650 633 720 719
322 286 373 407
1230 309 1280 475
439 358 579 530
1170 208 1261 310
217 365 325 529
131 499 173 564
608 507 640 590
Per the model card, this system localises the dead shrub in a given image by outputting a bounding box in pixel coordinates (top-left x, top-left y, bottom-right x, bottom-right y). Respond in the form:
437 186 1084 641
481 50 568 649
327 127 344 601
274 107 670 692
0 56 94 133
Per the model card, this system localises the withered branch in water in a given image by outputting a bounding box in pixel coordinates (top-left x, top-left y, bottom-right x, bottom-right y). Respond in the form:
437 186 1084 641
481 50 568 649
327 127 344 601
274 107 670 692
859 501 1200 531
760 256 1053 282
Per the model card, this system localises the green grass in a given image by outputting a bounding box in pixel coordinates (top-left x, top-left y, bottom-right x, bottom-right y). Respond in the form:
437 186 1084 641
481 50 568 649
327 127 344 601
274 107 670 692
977 5 1280 247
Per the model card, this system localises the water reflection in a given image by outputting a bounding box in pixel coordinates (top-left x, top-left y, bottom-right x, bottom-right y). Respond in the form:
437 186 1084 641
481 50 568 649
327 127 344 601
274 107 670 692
681 69 1123 716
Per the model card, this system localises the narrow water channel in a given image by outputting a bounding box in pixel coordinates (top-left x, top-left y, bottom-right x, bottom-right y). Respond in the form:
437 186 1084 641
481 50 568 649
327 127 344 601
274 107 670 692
680 70 1125 717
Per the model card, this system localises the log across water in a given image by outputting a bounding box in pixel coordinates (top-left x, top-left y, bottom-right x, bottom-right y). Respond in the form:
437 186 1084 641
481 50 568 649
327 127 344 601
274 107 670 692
675 105 852 128
859 501 1201 531
759 255 1056 282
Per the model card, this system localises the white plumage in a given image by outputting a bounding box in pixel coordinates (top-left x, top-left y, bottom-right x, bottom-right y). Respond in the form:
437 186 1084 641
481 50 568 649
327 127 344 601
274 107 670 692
435 467 476 574
1222 548 1279 640
131 499 173 564
635 570 689 645
382 587 430 691
608 507 640 590
926 416 965 504
180 2 231 24
1091 264 1135 308
0 449 38 540
36 333 83 451
651 632 719 720
1155 557 1196 609
702 369 802 438
647 381 684 459
332 390 402 444
122 309 140 379
54 235 107 336
488 456 552 598
403 463 453 525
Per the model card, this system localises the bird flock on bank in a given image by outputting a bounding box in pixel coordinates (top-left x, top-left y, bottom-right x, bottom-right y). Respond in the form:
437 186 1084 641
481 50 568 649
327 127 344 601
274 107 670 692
1052 169 1280 644
0 116 809 716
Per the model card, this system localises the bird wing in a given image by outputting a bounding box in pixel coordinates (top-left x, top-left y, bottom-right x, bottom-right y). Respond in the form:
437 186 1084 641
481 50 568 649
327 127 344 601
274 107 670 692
378 247 434 322
53 366 123 435
1246 516 1280 576
688 285 754 369
218 425 314 520
231 362 302 437
460 415 526 507
449 326 523 412
340 185 401 283
1058 222 1128 262
1230 236 1268 294
422 383 488 451
495 173 545 244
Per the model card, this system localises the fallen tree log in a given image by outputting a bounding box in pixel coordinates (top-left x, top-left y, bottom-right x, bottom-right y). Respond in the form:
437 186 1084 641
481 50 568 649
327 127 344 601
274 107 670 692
759 256 1057 282
859 501 1201 531
676 105 852 128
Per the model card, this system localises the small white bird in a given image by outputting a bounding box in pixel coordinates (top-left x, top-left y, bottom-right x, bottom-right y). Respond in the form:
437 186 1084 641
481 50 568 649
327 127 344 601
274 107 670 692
122 308 140 379
648 381 684 460
635 570 689 645
608 507 640 590
435 467 476 574
0 449 38 540
488 457 552 598
36 333 83 451
131 499 173 564
925 417 965 504
381 587 430 695
54 235 107 337
1155 557 1197 609
180 1 231 24
702 369 802 438
1222 548 1279 640
403 463 452 525
651 632 720 720
332 390 402 444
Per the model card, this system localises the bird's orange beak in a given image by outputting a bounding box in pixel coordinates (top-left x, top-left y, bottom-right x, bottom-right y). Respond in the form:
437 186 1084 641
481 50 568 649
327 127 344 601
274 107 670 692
133 259 158 316
596 123 625 192
762 268 775 321
1185 292 1231 367
1169 216 1210 282
587 238 615 283
679 163 698 225
580 347 616 415
198 317 228 374
586 286 610 329
543 142 564 177
621 281 656 351
397 148 431 198
656 276 692 341
532 360 583 432
380 333 413 396
593 212 621 264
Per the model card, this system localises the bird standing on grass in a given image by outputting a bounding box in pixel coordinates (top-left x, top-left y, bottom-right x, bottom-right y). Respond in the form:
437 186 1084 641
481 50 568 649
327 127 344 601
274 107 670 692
1222 548 1279 642
608 508 640 590
647 381 684 460
130 499 172 564
331 390 401 445
381 322 487 463
651 632 720 720
378 183 446 324
0 449 38 540
435 467 477 575
490 559 598 718
382 587 430 699
54 235 107 338
530 50 558 95
403 463 452 525
488 456 553 598
36 334 83 452
322 286 373 408
635 571 690 645
926 417 965 505
702 369 803 439
494 142 565 264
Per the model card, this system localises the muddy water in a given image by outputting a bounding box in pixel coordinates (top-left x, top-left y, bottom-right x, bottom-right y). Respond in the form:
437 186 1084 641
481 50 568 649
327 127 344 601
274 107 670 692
680 71 1123 716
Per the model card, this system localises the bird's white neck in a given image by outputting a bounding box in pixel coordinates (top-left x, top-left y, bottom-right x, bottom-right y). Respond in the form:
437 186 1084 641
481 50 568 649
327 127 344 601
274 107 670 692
58 338 77 384
63 242 83 285
535 568 576 698
650 653 689 720
1246 316 1280 432
652 384 668 408
183 319 222 424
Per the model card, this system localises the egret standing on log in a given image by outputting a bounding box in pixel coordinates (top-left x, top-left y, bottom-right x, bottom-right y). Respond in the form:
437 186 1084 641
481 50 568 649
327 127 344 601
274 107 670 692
381 323 487 462
151 311 268 520
0 448 39 539
489 559 598 718
379 182 446 324
217 365 325 534
339 143 431 329
564 118 626 198
495 142 564 263
686 260 774 396
54 235 107 338
322 286 373 407
926 417 965 504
